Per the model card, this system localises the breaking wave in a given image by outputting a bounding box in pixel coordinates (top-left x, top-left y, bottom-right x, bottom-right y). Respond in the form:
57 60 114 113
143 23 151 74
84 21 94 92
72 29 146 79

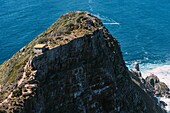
93 13 120 25
103 22 120 25
128 61 170 112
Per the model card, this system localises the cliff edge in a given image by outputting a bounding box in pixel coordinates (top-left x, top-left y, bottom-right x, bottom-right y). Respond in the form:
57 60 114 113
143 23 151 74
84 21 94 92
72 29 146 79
0 11 166 113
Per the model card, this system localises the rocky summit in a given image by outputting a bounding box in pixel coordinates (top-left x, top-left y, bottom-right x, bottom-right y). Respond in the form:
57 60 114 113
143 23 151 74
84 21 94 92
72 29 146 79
0 11 166 113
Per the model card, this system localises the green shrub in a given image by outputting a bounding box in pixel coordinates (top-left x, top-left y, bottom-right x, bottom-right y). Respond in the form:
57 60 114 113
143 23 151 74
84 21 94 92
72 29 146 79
13 88 22 97
0 109 7 113
38 37 48 44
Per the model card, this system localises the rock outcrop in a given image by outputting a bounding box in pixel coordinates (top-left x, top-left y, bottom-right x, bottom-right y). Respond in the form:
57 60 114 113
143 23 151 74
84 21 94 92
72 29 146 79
145 74 160 87
130 63 170 109
0 11 166 113
145 74 169 97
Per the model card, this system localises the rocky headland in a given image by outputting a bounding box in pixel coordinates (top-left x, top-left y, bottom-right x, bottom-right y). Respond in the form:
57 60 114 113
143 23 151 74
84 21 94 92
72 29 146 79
0 11 167 113
130 63 170 109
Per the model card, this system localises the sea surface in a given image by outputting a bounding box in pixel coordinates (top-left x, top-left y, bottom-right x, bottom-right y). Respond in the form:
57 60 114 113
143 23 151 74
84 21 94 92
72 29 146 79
0 0 170 111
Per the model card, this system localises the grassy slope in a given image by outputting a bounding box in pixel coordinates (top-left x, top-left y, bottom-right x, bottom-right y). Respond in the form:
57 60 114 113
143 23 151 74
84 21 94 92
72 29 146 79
0 11 102 99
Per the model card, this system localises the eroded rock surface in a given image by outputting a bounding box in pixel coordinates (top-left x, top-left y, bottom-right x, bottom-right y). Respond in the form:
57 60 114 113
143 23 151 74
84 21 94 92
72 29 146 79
145 74 160 87
144 74 169 97
0 11 166 113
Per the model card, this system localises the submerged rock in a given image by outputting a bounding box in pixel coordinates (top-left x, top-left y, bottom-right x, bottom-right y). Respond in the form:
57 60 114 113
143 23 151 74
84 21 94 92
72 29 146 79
0 11 166 113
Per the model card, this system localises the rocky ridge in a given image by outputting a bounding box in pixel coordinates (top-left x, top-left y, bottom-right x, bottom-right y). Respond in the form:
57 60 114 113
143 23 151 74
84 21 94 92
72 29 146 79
0 11 167 113
130 63 170 108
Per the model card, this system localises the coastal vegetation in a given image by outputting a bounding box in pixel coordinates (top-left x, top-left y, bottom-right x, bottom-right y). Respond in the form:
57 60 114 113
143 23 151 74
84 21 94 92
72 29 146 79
0 11 102 102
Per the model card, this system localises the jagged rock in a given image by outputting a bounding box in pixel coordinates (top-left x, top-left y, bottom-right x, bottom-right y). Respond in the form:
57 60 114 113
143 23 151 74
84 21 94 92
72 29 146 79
144 73 169 99
160 101 168 108
0 11 166 113
155 82 169 96
134 62 140 71
165 92 170 98
145 74 160 87
155 91 161 97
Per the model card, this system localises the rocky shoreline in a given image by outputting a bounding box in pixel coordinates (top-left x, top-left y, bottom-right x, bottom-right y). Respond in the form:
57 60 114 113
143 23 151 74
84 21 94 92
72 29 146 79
0 11 167 113
130 62 170 109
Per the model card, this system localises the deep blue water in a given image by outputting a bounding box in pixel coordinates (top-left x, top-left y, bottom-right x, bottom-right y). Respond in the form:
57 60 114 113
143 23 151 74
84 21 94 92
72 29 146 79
0 0 170 65
0 0 170 111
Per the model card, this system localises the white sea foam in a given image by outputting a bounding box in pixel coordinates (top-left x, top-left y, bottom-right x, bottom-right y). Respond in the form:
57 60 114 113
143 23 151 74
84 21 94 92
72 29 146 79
141 64 170 87
93 13 120 25
93 13 106 20
161 97 170 112
88 0 93 11
128 62 170 112
103 22 120 25
140 63 170 112
88 0 92 3
88 5 93 11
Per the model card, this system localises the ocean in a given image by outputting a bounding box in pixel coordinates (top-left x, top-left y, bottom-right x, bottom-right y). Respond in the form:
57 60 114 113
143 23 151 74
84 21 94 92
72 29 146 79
0 0 170 111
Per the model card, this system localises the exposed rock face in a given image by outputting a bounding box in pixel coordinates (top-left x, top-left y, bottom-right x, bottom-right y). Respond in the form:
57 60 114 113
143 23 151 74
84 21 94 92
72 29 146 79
145 74 160 87
145 74 169 98
155 82 169 94
129 64 170 109
0 11 166 113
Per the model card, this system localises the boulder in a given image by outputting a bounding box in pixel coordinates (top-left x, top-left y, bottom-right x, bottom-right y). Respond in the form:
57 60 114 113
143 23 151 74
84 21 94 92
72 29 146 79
155 82 169 96
145 74 160 87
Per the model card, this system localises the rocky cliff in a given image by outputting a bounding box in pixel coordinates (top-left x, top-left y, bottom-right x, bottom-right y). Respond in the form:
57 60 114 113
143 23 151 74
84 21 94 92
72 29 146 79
0 11 166 113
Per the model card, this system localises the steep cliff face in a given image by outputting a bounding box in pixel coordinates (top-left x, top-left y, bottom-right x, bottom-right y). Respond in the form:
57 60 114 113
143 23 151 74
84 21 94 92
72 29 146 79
0 11 166 113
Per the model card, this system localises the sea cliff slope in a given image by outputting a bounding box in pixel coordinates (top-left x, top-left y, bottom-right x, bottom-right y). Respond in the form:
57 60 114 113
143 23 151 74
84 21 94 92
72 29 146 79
0 11 166 113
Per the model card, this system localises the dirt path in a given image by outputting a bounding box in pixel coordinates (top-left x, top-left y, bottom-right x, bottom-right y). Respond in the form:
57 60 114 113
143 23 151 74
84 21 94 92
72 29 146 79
0 61 29 105
17 61 29 86
17 72 26 86
0 92 13 106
